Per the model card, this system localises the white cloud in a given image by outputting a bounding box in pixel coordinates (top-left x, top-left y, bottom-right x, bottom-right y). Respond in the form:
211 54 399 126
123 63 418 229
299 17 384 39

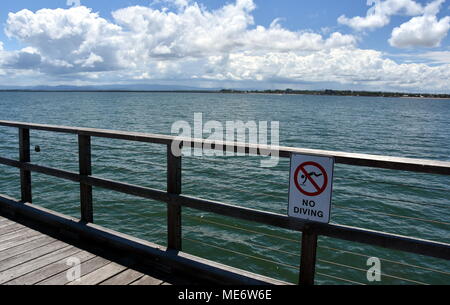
151 0 191 10
0 42 4 75
111 1 255 59
197 48 450 90
416 51 450 63
389 15 450 47
5 6 125 73
389 0 450 48
4 48 42 69
4 2 356 71
112 0 356 58
338 0 424 31
0 41 42 70
66 0 81 7
0 41 4 62
242 23 357 52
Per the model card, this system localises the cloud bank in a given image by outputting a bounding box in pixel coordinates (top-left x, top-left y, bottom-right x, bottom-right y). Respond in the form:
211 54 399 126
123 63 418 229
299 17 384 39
0 0 449 91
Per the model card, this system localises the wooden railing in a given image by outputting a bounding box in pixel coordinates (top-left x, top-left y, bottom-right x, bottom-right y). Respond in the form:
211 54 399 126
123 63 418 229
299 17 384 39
0 120 449 285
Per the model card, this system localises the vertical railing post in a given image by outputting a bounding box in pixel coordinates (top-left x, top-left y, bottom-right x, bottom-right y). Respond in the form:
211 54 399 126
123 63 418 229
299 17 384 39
299 226 318 285
19 128 32 203
167 142 182 251
78 134 93 223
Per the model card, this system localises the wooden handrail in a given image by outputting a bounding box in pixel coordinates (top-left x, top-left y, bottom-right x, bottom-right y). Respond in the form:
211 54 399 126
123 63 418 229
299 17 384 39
1 120 449 175
0 120 449 285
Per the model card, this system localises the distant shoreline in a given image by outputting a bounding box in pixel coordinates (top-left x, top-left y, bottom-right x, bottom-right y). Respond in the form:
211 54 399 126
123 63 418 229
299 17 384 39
0 89 449 99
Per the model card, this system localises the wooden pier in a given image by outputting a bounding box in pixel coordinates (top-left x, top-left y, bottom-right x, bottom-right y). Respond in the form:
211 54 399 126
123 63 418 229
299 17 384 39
0 120 449 285
0 194 287 285
0 215 173 285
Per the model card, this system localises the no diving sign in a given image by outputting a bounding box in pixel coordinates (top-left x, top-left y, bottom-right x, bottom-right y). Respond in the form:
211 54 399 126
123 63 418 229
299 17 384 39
288 153 334 223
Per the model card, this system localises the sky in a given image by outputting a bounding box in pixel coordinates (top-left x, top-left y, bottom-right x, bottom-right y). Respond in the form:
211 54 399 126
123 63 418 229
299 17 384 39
0 0 449 92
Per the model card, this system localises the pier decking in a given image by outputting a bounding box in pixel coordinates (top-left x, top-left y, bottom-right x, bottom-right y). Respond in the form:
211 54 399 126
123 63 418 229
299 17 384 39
0 215 172 285
0 194 287 285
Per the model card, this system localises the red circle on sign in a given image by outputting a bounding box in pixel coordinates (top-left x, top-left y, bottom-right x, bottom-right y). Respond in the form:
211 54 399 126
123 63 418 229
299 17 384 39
294 161 328 196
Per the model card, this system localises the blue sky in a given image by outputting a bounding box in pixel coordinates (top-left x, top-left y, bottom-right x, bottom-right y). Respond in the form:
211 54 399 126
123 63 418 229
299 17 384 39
0 0 449 92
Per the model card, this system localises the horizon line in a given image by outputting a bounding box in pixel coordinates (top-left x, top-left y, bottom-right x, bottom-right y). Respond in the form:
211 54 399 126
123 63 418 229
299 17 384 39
0 88 449 98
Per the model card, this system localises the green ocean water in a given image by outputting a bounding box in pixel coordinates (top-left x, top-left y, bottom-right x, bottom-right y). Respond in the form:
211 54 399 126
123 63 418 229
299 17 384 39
0 91 449 284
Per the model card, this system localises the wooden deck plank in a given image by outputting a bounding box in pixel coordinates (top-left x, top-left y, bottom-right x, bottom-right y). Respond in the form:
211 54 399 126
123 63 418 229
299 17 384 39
0 240 69 272
0 223 26 234
100 269 145 285
0 235 55 262
0 245 79 284
0 227 38 243
38 256 111 285
4 250 96 285
0 217 13 226
0 222 16 230
67 262 127 285
130 275 164 285
0 220 22 228
0 231 50 252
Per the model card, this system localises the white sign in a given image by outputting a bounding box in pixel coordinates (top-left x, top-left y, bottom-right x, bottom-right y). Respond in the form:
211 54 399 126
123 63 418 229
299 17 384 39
288 153 334 223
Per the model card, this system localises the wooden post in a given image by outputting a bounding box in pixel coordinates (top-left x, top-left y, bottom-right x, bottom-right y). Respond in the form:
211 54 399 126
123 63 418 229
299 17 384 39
78 135 93 223
167 142 182 251
19 128 32 203
299 227 318 285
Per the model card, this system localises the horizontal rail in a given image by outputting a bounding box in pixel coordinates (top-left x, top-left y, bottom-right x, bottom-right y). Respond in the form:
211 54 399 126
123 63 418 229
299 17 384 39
1 156 448 261
1 120 449 175
0 120 173 145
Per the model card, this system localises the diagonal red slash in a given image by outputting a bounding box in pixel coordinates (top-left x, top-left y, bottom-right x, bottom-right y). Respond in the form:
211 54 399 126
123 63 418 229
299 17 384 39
299 165 322 192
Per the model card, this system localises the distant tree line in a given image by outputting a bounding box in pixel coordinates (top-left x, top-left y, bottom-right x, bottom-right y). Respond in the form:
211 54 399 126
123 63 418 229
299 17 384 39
219 89 450 99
